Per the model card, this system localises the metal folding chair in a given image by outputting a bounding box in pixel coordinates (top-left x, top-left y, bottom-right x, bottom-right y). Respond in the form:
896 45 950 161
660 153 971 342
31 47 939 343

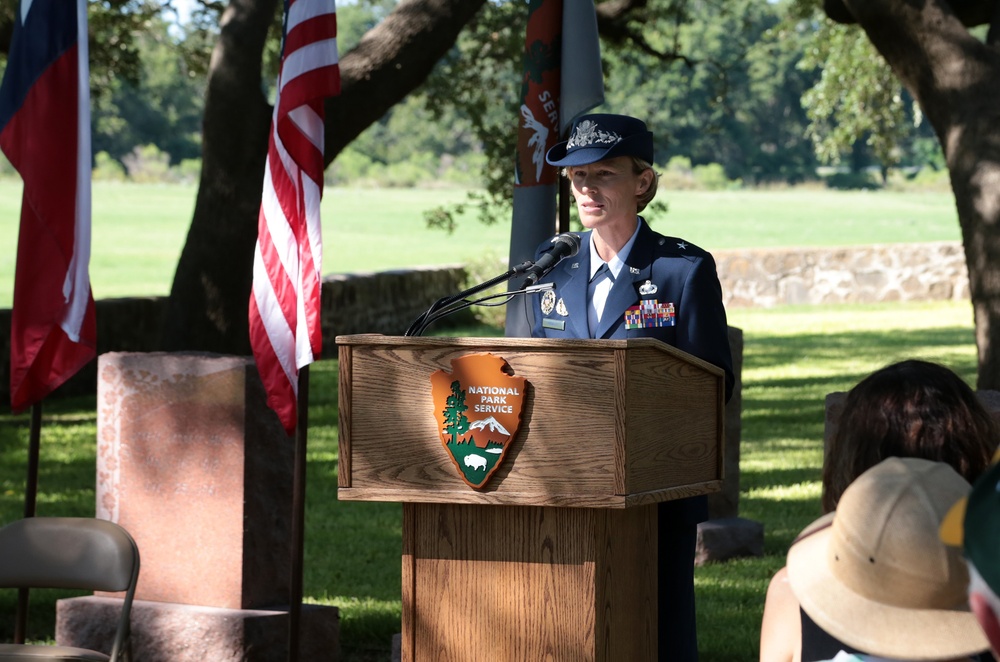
0 517 139 662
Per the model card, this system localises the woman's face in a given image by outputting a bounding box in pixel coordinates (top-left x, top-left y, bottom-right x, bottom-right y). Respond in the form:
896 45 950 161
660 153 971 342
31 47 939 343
567 156 652 232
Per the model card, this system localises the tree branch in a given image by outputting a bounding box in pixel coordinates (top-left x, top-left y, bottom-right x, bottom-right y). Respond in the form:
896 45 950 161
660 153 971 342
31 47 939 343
595 0 700 67
826 0 998 26
325 0 488 162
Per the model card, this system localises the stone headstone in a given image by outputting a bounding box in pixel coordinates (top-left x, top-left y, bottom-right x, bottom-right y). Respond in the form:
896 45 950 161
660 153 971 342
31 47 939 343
94 352 294 609
708 326 744 520
694 517 765 566
60 351 339 662
58 597 339 662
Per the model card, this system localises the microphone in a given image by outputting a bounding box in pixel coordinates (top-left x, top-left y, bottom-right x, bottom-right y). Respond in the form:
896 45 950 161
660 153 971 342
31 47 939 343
522 232 582 285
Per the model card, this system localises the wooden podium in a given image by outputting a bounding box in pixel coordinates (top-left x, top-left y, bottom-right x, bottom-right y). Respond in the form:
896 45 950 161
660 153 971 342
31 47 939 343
336 335 725 661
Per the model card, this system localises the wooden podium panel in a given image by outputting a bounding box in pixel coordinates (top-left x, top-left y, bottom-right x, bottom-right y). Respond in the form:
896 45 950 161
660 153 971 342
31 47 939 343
401 503 657 662
337 335 725 508
336 335 726 661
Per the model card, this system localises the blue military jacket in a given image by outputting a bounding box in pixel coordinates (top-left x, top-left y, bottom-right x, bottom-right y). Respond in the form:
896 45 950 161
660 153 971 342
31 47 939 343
529 217 735 401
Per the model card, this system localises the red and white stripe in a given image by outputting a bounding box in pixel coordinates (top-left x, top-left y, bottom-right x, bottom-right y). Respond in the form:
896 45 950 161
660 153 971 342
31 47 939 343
249 0 339 434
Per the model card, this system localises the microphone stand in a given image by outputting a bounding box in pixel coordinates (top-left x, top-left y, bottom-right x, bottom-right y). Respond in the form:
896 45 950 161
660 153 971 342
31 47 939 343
405 262 546 337
411 282 554 337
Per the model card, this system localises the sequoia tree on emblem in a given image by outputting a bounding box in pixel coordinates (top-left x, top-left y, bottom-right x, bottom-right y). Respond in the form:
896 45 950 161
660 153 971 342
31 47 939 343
429 353 527 489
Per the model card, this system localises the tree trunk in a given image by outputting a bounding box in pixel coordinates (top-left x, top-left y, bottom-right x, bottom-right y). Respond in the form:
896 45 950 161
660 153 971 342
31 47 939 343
161 0 487 354
835 0 1000 389
160 0 276 355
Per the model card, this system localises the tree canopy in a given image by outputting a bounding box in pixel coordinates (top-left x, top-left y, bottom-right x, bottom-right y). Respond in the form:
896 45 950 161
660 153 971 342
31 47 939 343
810 0 1000 388
4 0 995 384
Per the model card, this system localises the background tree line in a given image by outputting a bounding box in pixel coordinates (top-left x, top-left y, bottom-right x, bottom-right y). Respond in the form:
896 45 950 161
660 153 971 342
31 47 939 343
0 0 945 191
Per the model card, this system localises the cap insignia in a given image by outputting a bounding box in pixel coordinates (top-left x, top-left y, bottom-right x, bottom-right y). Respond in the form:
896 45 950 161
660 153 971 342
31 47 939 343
567 120 622 150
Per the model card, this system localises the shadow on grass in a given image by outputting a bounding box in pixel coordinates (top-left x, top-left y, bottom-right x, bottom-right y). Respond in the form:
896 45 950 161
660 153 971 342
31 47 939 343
715 321 979 660
696 556 780 662
745 326 977 372
741 466 822 492
0 319 979 660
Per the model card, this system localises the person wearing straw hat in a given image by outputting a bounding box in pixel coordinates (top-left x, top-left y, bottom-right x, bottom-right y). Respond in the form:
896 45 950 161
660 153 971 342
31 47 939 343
531 113 735 662
941 450 1000 658
786 456 990 662
761 360 1000 662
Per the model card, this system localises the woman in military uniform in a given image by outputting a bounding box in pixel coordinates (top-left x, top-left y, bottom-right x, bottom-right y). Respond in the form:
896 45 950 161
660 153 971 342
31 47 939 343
530 113 734 662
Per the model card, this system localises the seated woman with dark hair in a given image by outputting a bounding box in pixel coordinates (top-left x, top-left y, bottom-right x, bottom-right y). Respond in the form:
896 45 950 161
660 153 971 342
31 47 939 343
760 359 1000 662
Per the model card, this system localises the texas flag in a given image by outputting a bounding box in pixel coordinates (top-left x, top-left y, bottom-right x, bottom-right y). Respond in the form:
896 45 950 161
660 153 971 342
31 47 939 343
0 0 97 412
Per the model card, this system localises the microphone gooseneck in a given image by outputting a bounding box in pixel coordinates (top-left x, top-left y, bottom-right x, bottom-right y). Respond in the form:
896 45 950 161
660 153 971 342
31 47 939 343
403 234 580 337
522 232 582 285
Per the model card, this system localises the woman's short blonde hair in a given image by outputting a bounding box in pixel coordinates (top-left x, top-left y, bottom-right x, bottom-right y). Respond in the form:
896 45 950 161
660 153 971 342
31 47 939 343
632 157 659 212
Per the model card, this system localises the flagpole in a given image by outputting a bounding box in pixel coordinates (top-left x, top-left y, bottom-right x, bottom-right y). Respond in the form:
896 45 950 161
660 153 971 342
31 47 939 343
288 366 309 662
23 402 42 518
558 169 571 235
14 401 43 643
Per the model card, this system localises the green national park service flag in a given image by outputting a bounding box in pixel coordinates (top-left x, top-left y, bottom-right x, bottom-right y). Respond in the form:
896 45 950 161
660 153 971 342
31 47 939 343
505 0 604 337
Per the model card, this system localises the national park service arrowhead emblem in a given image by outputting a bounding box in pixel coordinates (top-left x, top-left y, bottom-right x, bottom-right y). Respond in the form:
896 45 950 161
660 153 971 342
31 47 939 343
430 353 527 489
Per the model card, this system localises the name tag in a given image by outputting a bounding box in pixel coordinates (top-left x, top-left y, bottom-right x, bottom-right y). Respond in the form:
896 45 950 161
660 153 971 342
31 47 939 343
542 319 565 331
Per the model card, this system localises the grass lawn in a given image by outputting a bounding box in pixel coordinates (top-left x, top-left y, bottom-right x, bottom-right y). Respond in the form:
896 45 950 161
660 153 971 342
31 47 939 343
0 181 962 308
0 180 977 658
0 299 979 660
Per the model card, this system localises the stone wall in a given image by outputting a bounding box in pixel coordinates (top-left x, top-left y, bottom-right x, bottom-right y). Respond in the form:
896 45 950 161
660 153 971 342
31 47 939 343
714 241 969 308
320 266 469 342
0 242 972 404
0 266 468 404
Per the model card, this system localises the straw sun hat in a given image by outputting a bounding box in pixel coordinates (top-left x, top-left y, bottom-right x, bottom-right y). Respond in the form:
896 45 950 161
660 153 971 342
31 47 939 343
787 457 989 660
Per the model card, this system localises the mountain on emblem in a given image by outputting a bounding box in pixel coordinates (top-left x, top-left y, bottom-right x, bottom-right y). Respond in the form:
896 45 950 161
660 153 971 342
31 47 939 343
429 353 527 489
469 416 510 435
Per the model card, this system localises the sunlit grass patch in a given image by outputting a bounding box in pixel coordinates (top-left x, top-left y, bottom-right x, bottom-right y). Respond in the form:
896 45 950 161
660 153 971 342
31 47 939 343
0 301 981 660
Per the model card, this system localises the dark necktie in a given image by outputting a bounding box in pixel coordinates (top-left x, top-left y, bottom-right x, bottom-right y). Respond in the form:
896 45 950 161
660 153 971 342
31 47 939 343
588 262 615 334
590 262 614 284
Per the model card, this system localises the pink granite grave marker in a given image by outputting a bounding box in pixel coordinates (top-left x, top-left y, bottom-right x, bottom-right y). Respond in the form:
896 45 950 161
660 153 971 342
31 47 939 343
95 351 293 609
58 352 339 661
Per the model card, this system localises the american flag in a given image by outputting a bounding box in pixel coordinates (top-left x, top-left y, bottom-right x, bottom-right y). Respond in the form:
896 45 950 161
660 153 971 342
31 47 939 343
249 0 340 434
0 0 97 411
